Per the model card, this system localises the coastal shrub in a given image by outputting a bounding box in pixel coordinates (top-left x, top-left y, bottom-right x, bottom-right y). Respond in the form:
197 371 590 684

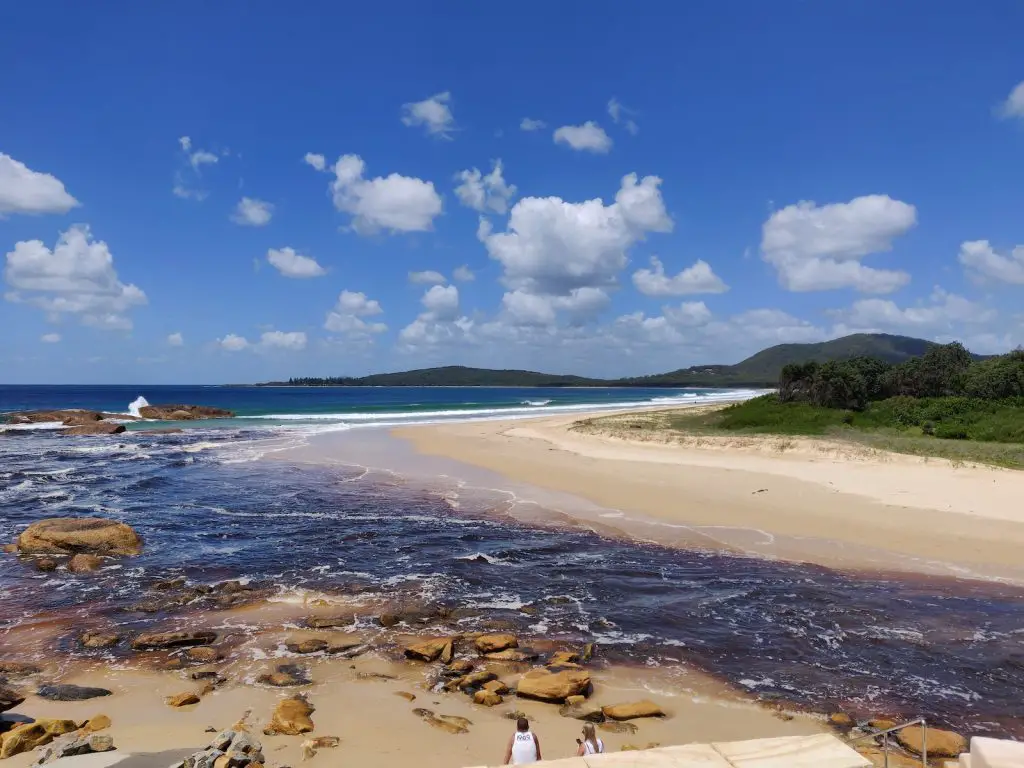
715 395 849 435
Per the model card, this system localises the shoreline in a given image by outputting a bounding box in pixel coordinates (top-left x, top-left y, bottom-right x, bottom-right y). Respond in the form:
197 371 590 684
391 407 1024 583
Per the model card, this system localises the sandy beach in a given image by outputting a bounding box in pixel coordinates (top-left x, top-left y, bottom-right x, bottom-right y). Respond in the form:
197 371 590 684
394 407 1024 582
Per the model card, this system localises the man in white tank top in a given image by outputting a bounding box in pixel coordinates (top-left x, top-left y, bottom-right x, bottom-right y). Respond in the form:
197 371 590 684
504 717 542 764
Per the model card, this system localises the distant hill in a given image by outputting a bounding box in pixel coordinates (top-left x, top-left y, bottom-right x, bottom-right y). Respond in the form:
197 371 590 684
263 334 983 388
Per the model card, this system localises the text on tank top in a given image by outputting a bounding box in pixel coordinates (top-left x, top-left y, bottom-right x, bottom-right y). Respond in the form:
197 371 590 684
510 731 537 763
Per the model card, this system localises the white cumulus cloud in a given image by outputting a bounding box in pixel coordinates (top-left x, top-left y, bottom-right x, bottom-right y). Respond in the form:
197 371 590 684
632 256 728 296
0 153 80 216
401 92 455 138
409 270 446 285
41 333 61 343
324 290 387 339
553 121 613 154
829 287 995 335
3 225 146 330
997 80 1024 120
760 195 916 293
421 284 460 321
231 197 274 227
958 240 1024 284
259 330 307 350
454 160 517 214
329 154 442 234
219 333 249 351
167 332 184 347
453 265 475 282
267 247 326 278
520 118 546 132
304 153 326 171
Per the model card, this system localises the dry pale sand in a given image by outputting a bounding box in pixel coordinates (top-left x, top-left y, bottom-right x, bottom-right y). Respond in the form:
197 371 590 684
1 652 823 768
394 408 1024 581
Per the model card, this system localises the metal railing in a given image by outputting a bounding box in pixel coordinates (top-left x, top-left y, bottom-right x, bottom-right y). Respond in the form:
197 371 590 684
846 717 928 768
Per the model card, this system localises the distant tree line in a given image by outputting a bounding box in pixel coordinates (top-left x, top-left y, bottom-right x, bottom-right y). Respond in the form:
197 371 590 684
779 343 1024 411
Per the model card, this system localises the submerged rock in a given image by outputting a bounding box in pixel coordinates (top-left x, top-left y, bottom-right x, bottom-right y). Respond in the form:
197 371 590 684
68 553 104 572
34 558 59 572
131 630 217 650
36 684 112 701
264 695 315 736
0 661 42 677
257 664 310 687
599 721 638 734
412 708 469 735
601 700 665 721
137 405 235 420
16 518 143 556
80 630 123 649
516 669 591 703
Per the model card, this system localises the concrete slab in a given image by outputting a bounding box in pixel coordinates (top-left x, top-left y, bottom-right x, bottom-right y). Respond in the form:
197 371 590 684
970 736 1024 768
584 744 733 767
712 734 871 768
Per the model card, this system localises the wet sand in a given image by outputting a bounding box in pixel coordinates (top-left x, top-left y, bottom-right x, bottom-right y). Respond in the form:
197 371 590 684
393 409 1024 582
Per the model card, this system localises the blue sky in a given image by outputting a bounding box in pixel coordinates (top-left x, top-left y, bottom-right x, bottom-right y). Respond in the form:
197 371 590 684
2 1 1023 384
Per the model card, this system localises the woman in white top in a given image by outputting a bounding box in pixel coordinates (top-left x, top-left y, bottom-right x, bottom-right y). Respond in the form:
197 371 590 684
505 717 542 764
576 723 605 756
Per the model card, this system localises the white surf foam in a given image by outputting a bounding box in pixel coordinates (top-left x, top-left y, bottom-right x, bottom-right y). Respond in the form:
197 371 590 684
127 396 150 418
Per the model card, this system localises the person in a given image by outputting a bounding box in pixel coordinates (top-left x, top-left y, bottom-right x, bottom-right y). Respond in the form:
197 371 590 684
576 723 604 756
504 717 542 764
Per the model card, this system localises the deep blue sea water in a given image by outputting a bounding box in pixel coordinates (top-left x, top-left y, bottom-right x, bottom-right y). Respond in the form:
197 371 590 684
2 385 1024 736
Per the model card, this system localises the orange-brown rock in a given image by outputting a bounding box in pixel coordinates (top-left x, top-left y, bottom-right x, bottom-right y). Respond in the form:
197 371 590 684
395 691 417 702
484 649 537 663
287 638 328 654
17 518 143 556
474 634 518 654
137 405 235 420
80 630 122 649
404 637 454 663
601 701 665 721
473 690 503 706
131 630 216 650
80 715 112 733
263 695 314 736
894 725 966 758
166 692 201 707
183 646 223 663
451 670 498 691
68 554 104 572
548 650 581 666
829 713 854 728
1 683 24 714
483 679 509 695
63 423 126 436
0 719 78 759
516 668 592 703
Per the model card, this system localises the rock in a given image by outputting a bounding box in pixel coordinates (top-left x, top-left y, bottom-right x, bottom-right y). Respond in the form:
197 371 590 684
601 700 665 721
1 544 16 553
185 646 223 663
869 718 897 731
257 664 310 687
80 630 122 649
404 637 454 663
300 736 339 761
263 695 314 736
167 691 202 707
17 518 143 556
0 661 42 676
356 672 397 681
190 666 223 681
443 659 474 676
1 683 24 713
37 684 112 701
504 710 530 721
137 405 235 420
549 650 581 666
599 721 638 734
38 733 116 762
4 410 103 426
395 691 417 702
68 554 104 573
35 558 59 572
894 725 966 758
152 577 187 591
80 714 112 732
483 680 510 695
559 702 605 722
63 423 127 436
328 640 369 658
516 668 592 703
582 643 595 662
0 719 78 759
474 634 517 654
484 649 538 663
132 630 217 650
412 709 469 735
286 638 327 655
379 614 401 628
829 713 854 728
450 670 497 692
473 690 503 707
855 745 923 768
184 748 225 768
304 615 351 629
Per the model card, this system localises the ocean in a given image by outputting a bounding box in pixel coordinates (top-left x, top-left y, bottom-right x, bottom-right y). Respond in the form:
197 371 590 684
2 384 1023 737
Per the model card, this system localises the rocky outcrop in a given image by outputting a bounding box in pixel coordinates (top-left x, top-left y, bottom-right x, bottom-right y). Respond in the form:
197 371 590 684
895 725 966 758
448 670 497 692
15 518 142 556
404 637 454 663
601 700 665 721
68 554 104 572
36 684 112 701
484 649 537 663
174 728 265 768
305 614 351 629
0 719 78 759
3 410 102 426
1 683 24 713
475 634 517 654
137 405 235 420
63 423 126 436
131 630 217 650
263 695 314 736
516 668 592 703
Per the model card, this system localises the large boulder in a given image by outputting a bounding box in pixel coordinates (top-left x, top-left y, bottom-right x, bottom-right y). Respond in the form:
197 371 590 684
404 637 454 663
0 719 78 759
131 630 216 650
475 634 518 654
894 725 966 758
601 701 665 721
36 684 112 701
516 668 592 703
1 683 24 713
3 410 101 426
137 405 235 420
263 695 314 736
63 423 126 436
17 518 142 556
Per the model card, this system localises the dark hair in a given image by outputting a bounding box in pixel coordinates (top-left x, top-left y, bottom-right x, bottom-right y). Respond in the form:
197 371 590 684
517 717 529 732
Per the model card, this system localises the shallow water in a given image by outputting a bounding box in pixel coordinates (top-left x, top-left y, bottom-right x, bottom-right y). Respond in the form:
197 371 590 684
2 425 1023 737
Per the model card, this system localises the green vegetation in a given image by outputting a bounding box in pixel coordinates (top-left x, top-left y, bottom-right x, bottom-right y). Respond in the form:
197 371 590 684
660 344 1024 468
267 333 970 388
